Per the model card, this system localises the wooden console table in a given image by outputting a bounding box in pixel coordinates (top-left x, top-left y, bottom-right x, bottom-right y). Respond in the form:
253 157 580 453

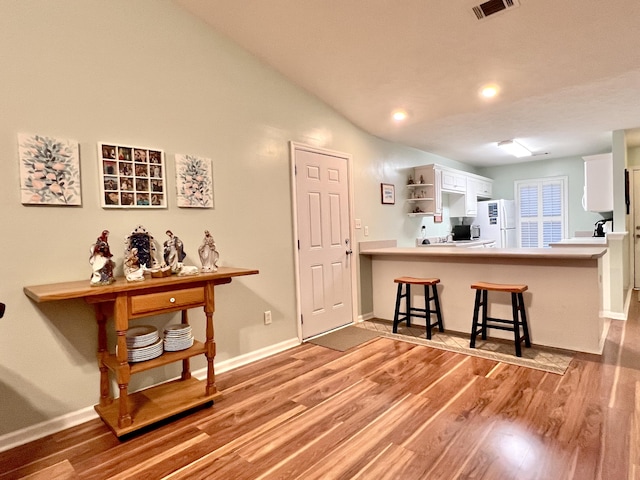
24 266 259 436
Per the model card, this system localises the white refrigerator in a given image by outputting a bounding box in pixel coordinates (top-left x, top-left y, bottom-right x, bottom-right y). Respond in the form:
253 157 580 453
474 199 517 248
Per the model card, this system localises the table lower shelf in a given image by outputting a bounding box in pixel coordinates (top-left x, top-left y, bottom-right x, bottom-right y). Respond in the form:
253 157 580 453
94 376 222 437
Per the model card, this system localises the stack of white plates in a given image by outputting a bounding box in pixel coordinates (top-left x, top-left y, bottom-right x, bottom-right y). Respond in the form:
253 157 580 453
126 325 163 362
164 323 194 352
126 325 158 348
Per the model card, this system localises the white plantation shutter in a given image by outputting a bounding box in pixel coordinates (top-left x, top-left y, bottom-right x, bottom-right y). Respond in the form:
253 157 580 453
519 185 538 247
516 177 567 247
542 182 563 247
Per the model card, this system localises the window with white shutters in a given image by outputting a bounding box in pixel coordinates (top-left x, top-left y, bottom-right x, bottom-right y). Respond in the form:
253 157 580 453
515 177 567 247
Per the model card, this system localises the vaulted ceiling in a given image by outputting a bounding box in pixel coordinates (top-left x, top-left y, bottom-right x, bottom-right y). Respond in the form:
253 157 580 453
176 0 640 166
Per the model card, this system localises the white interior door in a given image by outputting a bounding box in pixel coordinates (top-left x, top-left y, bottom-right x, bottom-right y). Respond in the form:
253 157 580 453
293 144 353 339
633 169 640 288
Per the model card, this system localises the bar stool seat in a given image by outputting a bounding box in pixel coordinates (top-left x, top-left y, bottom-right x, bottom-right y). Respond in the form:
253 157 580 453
393 276 444 339
469 281 531 357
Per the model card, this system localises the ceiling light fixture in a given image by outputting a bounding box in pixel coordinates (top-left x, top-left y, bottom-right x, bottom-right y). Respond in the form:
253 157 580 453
392 109 407 122
480 84 499 98
497 140 532 158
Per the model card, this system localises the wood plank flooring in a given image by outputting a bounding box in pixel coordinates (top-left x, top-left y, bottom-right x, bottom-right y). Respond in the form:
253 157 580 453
2 301 640 480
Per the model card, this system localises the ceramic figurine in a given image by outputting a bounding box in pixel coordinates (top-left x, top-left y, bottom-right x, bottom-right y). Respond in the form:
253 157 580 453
89 230 115 286
163 230 186 273
177 265 199 276
124 247 145 282
198 230 219 272
124 225 159 271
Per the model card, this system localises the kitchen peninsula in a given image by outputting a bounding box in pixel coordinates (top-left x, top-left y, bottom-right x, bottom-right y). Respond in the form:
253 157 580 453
360 242 608 354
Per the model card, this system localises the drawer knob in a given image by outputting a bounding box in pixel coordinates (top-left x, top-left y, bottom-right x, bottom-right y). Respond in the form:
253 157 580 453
170 297 176 303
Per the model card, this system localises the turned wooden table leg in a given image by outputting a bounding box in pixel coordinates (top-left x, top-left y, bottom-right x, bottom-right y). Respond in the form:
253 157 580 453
95 303 112 407
181 310 191 380
204 282 217 396
114 295 132 429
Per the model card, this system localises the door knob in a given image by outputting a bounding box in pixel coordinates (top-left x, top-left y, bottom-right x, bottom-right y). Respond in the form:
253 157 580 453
345 238 352 255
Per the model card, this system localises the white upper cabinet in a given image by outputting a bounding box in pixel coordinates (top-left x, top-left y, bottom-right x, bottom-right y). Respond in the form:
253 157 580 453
475 178 493 199
406 165 440 216
407 164 492 217
583 153 613 212
440 168 467 193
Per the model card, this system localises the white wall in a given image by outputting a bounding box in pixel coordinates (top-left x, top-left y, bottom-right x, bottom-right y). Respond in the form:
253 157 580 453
0 0 464 436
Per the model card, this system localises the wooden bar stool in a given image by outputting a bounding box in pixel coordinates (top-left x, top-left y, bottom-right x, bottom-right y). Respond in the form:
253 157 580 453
469 281 531 357
393 277 444 339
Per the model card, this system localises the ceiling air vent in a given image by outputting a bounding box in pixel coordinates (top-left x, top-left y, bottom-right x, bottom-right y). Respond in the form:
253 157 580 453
472 0 520 20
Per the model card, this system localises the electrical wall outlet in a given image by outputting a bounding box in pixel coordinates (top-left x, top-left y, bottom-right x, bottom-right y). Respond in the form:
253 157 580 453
264 310 272 325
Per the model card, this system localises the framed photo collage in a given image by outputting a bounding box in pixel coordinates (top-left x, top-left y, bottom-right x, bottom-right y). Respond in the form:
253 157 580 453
99 142 166 208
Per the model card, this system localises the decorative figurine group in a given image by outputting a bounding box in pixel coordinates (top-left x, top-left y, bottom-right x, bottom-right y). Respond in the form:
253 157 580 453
89 226 220 285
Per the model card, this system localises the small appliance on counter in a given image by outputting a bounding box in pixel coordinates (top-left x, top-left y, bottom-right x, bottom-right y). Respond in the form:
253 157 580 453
451 225 471 241
593 218 613 237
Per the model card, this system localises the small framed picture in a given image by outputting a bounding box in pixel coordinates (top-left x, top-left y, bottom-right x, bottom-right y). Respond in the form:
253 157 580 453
98 142 166 208
381 183 395 204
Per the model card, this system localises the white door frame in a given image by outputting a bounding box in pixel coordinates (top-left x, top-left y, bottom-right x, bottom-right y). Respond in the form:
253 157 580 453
289 141 358 341
631 167 640 289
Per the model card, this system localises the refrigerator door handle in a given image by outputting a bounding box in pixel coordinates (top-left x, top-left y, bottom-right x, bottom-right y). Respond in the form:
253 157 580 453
500 201 507 227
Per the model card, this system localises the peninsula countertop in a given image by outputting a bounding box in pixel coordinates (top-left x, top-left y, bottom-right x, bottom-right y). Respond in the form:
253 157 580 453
359 245 607 260
360 241 608 353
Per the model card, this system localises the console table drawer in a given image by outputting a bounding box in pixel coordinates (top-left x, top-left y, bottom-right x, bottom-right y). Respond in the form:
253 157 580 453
130 287 205 315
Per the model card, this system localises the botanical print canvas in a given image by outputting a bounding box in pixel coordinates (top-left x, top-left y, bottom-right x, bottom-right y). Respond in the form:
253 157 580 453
18 133 81 205
175 154 213 208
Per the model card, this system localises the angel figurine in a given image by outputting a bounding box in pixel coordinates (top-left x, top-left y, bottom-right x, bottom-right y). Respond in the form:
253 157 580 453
163 230 186 273
89 230 115 286
198 230 219 272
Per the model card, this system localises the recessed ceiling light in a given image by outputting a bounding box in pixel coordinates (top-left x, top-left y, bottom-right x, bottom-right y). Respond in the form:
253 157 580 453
392 109 408 122
480 84 500 98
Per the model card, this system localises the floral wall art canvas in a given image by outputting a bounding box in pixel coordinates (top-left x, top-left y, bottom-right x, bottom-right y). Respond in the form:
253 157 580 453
18 133 81 205
175 154 213 208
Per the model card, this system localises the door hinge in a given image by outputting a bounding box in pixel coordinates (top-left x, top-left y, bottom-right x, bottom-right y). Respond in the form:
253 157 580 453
301 314 304 324
298 240 300 250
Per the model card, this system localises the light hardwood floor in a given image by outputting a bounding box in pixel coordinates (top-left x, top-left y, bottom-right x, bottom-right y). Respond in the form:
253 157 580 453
2 302 640 480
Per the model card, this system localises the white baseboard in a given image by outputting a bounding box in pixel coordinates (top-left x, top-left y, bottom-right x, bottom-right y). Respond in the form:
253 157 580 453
196 337 300 378
0 406 100 454
0 337 300 453
603 310 627 321
357 312 374 322
603 288 633 321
